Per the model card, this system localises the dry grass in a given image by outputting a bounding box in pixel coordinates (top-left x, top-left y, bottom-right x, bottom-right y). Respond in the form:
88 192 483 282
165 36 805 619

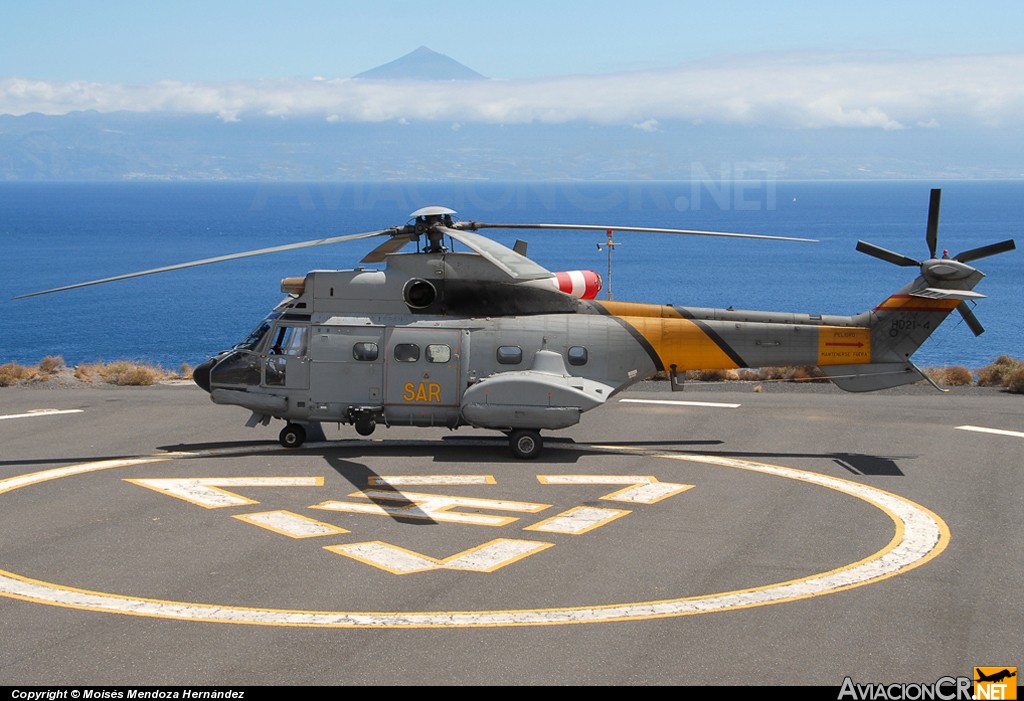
1 357 190 387
1 356 1022 393
923 365 974 386
684 368 731 382
73 362 104 382
0 362 38 386
976 355 1024 392
650 356 1024 394
681 368 769 382
99 361 162 386
38 355 66 376
757 365 829 382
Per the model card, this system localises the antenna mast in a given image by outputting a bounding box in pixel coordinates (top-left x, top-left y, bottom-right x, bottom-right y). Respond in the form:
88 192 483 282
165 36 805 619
596 229 619 300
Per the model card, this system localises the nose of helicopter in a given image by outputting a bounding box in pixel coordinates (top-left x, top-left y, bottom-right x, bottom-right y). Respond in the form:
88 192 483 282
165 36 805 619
193 357 214 393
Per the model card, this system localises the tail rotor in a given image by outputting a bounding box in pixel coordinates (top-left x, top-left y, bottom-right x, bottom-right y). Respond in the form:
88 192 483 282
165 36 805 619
856 188 1016 336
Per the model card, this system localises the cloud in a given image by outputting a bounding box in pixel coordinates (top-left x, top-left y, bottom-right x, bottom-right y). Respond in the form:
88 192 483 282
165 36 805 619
3 52 1024 130
632 119 660 133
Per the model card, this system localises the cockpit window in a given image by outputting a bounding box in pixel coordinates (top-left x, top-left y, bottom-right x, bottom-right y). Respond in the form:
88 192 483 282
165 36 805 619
234 322 272 351
269 325 308 357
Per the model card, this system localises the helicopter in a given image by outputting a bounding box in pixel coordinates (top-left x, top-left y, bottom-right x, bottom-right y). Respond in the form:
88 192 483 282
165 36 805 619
15 189 1015 459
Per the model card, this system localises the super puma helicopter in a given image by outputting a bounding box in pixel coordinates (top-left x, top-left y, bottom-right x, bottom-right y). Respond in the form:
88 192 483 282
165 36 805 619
15 189 1015 459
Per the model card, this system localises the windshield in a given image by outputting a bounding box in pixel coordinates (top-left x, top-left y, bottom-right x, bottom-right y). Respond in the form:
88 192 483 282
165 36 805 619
233 314 279 350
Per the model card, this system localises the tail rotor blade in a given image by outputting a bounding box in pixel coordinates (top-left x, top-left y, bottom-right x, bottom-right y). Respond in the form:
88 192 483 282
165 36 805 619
926 188 941 258
957 301 985 336
856 240 921 267
954 239 1016 264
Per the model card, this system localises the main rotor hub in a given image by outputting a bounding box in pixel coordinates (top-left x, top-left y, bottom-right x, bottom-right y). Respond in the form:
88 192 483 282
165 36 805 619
409 206 457 252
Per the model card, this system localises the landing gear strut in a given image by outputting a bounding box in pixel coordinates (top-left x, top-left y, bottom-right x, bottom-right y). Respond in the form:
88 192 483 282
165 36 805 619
279 423 306 449
509 429 543 460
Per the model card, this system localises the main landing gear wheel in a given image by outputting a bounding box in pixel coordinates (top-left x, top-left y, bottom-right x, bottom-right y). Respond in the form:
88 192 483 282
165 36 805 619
279 423 306 449
509 429 543 460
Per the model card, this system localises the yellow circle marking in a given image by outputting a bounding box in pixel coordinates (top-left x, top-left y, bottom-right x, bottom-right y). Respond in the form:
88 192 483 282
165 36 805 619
0 442 949 628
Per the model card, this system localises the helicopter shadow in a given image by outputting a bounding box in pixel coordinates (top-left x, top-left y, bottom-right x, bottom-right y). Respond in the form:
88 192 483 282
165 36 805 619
137 436 910 531
320 451 444 527
576 440 909 476
153 438 449 526
155 435 906 476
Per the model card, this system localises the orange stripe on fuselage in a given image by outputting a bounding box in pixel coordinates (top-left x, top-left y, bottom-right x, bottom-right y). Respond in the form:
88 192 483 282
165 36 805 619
597 301 684 319
596 301 739 370
874 295 960 312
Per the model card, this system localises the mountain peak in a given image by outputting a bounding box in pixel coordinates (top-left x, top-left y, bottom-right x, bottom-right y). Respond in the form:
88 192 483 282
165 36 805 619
353 46 487 81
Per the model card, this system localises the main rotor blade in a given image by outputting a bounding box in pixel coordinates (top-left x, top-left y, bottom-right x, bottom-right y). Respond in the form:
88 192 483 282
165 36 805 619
361 232 418 263
438 226 552 280
926 188 941 259
954 239 1016 264
13 227 400 299
455 221 817 243
855 240 921 267
957 301 985 336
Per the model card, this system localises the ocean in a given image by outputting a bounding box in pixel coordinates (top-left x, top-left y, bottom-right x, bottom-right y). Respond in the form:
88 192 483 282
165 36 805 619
1 180 1021 372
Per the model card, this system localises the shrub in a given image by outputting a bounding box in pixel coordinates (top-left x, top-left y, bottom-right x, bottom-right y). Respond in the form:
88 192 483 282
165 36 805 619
99 361 162 386
976 355 1024 388
925 366 974 386
1005 366 1024 394
74 363 103 382
38 355 66 376
0 362 37 386
789 366 829 382
688 368 731 382
757 365 826 382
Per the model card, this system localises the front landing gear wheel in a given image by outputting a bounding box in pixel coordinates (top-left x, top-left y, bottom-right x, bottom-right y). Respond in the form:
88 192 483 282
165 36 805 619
509 429 543 460
279 423 306 449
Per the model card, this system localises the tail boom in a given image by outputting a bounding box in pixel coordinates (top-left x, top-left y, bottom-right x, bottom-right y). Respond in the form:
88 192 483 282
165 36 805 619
591 300 874 373
590 290 966 392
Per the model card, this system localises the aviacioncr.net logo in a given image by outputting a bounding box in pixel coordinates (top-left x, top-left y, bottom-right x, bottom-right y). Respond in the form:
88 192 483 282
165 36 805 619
838 676 974 701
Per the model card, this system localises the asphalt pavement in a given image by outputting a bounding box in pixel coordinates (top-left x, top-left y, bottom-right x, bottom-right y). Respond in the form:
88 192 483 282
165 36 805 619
0 379 1020 687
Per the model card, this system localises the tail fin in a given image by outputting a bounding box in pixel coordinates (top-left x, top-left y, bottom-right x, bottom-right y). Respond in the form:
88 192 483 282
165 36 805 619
820 285 965 392
821 188 1015 392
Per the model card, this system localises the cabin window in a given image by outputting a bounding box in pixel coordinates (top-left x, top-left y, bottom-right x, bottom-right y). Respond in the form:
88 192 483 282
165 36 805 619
497 346 522 365
425 344 451 363
394 343 420 362
568 346 588 366
352 342 379 361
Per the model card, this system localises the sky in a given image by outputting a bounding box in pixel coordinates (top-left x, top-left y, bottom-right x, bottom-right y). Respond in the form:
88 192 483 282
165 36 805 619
3 1 1024 82
2 1 1023 131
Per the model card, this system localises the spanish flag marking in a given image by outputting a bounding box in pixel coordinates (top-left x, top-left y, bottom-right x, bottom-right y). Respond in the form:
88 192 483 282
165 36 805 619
874 295 960 312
